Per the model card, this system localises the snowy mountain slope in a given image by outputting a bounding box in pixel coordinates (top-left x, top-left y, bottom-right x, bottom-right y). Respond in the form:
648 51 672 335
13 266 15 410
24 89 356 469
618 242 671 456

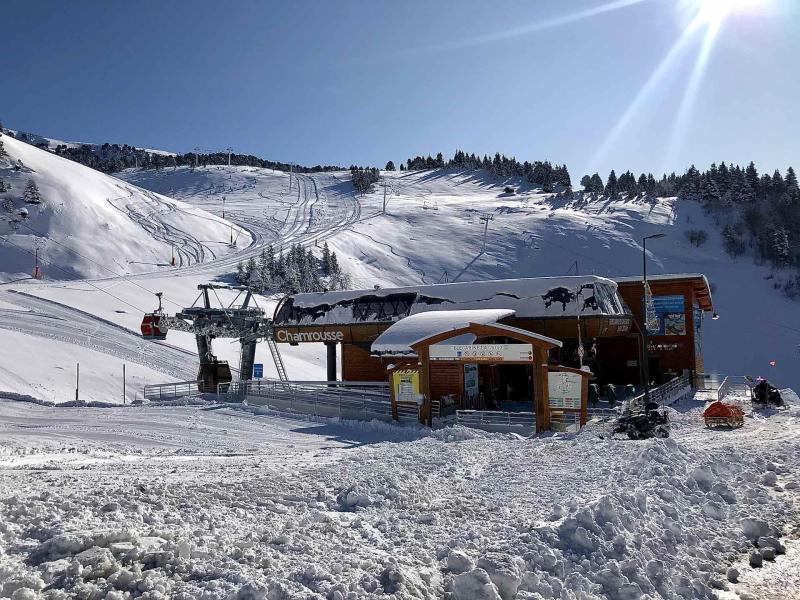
5 128 175 155
0 164 352 401
0 134 249 282
118 166 799 390
1 161 797 402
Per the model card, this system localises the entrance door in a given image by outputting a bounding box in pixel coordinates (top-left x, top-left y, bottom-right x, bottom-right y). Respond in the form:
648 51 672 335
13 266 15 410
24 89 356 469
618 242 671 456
648 356 662 387
476 363 533 411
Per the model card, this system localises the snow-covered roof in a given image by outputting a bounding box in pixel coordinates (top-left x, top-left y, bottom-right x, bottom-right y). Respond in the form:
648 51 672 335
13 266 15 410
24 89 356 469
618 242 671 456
371 309 515 356
274 276 628 326
614 273 708 284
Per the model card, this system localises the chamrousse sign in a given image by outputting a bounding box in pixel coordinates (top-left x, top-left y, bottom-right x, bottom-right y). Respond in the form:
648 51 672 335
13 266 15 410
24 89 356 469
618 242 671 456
275 329 345 343
429 343 534 362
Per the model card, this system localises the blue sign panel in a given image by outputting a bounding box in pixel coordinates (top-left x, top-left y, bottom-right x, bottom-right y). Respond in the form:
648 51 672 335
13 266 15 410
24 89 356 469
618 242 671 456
652 295 685 313
652 295 686 336
253 363 264 379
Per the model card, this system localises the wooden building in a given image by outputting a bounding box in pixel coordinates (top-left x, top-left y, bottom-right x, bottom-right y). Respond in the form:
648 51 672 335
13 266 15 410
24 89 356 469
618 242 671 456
603 274 714 386
271 274 714 426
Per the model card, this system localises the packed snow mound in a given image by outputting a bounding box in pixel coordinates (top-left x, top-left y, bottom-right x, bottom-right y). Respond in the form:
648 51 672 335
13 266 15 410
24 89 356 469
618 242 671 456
0 134 249 281
1 402 798 599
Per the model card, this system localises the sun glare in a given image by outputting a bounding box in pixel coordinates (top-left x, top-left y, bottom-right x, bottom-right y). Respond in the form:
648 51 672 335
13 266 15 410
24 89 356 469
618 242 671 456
697 0 768 24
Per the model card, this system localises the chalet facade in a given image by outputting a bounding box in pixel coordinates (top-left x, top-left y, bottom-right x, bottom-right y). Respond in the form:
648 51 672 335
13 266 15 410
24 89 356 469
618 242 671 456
271 274 714 428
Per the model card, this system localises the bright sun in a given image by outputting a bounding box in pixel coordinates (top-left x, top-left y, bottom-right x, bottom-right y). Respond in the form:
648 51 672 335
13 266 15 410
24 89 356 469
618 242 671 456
697 0 768 24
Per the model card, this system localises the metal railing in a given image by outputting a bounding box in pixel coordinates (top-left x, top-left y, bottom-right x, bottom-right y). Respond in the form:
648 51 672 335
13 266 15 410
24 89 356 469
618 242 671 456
221 378 394 422
396 402 421 422
626 373 693 412
652 374 693 406
456 410 536 431
549 410 582 432
586 406 619 419
143 380 205 400
694 372 725 391
717 376 753 402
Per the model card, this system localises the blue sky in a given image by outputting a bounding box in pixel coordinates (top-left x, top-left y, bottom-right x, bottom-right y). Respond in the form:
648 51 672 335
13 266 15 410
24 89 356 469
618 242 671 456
1 0 797 178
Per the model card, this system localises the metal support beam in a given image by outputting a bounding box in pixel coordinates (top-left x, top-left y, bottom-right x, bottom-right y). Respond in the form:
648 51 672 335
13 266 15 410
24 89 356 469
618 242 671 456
326 342 337 383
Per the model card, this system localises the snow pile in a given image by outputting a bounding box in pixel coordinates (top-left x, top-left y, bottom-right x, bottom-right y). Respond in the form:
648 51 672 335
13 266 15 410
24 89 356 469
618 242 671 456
0 134 249 281
0 398 797 598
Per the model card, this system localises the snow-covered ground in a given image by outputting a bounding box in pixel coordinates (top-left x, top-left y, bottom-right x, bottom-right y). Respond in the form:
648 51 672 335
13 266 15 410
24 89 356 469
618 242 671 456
0 390 797 599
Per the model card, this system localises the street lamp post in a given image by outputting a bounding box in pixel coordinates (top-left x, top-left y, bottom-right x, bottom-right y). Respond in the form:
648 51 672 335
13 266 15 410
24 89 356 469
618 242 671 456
642 233 665 407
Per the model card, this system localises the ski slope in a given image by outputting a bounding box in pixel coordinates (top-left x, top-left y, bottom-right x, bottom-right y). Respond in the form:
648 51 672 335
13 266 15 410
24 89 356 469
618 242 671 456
0 159 363 401
0 135 248 281
0 154 798 401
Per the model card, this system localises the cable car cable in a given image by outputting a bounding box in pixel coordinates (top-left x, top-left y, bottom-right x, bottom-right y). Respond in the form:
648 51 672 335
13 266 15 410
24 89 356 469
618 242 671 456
0 233 149 314
14 220 187 310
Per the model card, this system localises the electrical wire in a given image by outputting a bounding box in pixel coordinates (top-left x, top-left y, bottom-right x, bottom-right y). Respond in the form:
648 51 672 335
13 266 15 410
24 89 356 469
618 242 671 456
15 220 186 310
0 233 149 314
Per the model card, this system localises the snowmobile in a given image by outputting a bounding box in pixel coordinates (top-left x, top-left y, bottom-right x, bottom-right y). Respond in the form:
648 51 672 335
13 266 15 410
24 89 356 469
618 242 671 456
753 379 783 407
613 400 670 439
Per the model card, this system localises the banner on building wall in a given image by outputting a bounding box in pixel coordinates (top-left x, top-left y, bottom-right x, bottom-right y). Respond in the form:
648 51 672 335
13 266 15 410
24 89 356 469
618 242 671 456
393 369 422 404
464 364 479 402
429 344 534 362
653 295 686 335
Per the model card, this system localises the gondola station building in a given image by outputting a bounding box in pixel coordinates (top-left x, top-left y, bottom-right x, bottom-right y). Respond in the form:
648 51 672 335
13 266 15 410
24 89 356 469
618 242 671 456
272 274 714 431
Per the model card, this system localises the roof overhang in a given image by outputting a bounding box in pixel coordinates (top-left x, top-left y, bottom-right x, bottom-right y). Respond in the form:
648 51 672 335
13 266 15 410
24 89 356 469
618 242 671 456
614 273 714 312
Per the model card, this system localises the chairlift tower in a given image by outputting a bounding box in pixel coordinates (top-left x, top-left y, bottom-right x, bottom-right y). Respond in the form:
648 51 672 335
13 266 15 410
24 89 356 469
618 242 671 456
479 213 494 252
141 284 282 391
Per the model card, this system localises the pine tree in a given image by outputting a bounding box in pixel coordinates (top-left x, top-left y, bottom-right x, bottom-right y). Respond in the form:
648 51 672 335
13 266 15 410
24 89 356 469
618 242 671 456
605 170 618 197
0 137 6 159
329 251 340 276
646 173 656 195
236 261 246 284
700 175 720 204
745 162 760 199
385 160 395 171
23 180 42 204
321 241 331 275
771 170 786 196
637 173 648 195
785 166 798 193
590 173 604 193
245 256 258 284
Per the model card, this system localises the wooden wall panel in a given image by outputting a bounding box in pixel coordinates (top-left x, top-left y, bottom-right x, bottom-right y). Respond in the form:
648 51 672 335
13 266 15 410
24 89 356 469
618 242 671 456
430 363 464 404
341 343 387 382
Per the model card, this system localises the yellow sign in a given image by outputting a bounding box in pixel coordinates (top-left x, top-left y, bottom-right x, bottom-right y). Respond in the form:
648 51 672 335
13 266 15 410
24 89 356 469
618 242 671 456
393 369 422 404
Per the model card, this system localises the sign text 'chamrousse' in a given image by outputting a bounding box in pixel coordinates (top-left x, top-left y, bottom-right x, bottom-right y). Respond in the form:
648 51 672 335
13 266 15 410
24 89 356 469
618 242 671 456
429 343 534 362
275 329 345 343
